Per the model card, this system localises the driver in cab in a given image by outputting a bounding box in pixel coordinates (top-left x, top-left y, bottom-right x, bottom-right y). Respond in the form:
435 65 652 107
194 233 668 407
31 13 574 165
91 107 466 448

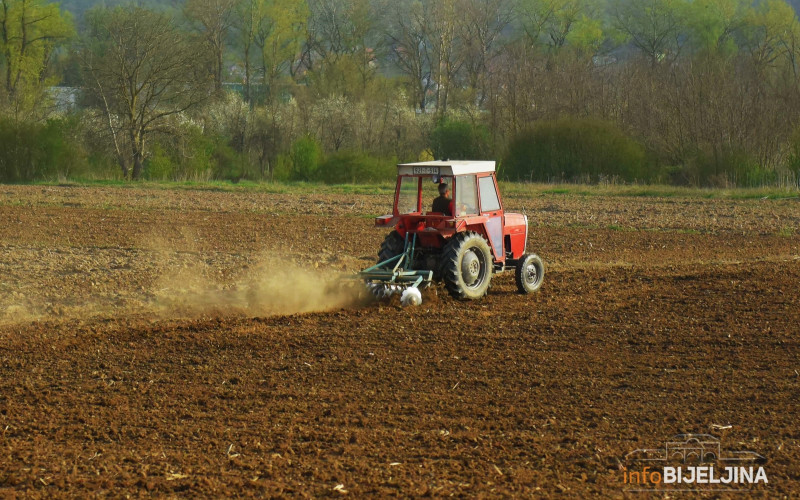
432 182 454 216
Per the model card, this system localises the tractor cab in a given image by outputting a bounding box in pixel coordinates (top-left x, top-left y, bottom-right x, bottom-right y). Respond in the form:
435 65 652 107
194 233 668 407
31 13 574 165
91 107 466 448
362 160 544 304
374 161 526 263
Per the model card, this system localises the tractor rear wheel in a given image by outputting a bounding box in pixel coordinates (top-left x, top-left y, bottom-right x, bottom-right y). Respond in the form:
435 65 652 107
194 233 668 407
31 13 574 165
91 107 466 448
440 232 492 300
378 230 404 264
515 254 544 293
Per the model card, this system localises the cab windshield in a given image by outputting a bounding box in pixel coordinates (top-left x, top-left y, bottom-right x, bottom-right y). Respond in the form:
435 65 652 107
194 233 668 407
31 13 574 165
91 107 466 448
396 175 454 215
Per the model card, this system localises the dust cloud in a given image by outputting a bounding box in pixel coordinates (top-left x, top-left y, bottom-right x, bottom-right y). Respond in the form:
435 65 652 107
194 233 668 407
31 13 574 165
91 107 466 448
0 245 367 326
151 253 367 318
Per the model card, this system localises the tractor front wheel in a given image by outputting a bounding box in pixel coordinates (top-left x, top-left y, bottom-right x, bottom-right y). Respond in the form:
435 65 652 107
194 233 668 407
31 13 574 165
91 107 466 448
440 232 492 300
378 231 404 264
515 253 544 294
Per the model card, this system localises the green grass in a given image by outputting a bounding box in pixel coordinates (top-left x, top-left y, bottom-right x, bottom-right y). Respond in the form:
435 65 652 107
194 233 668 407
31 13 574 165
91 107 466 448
19 178 800 200
499 182 799 200
540 188 572 195
35 178 397 195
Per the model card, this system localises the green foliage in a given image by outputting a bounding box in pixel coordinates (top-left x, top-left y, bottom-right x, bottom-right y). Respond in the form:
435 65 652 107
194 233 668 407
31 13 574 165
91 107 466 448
3 0 800 190
675 149 776 187
741 0 800 62
787 127 800 185
269 138 396 184
258 0 309 96
429 119 490 160
289 136 322 181
0 0 74 116
271 153 294 182
318 151 396 184
59 0 176 18
85 154 122 180
519 0 605 50
682 0 745 55
143 127 246 182
733 161 776 188
211 136 246 181
502 118 647 182
610 0 689 63
306 56 363 97
566 14 605 51
0 117 85 182
146 143 175 181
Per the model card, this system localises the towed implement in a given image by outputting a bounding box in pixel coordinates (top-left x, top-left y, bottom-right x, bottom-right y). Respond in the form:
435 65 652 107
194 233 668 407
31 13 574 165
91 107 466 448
358 160 544 306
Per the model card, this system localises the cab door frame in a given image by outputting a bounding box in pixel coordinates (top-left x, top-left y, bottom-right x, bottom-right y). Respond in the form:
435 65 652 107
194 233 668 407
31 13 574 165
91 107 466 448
476 173 505 263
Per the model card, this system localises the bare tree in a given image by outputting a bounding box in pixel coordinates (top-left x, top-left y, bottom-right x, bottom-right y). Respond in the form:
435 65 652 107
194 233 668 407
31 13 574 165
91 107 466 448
458 0 514 105
81 7 213 180
387 0 434 111
185 0 236 93
428 0 465 117
253 0 309 102
303 0 380 93
232 0 263 103
305 0 371 62
611 0 687 66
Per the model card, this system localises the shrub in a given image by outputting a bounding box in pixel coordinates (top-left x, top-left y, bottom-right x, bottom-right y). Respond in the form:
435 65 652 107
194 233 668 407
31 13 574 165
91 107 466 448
429 119 490 160
271 153 294 182
785 127 800 187
144 130 211 181
0 117 85 182
289 136 322 181
146 143 174 180
502 117 647 183
210 136 244 181
676 149 775 188
318 151 396 184
142 126 247 181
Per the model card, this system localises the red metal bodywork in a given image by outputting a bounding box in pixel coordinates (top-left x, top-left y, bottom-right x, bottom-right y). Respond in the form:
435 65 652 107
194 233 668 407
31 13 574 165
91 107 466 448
374 172 528 264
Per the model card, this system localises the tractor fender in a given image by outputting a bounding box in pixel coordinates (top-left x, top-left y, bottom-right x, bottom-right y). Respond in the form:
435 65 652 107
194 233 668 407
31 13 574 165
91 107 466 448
464 223 503 262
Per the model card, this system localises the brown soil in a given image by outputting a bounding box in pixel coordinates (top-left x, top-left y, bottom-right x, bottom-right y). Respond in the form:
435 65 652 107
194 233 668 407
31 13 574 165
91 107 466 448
0 186 798 498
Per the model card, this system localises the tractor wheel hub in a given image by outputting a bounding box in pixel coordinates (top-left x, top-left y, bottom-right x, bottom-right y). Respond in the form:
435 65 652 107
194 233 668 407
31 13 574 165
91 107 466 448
525 264 538 283
461 250 481 285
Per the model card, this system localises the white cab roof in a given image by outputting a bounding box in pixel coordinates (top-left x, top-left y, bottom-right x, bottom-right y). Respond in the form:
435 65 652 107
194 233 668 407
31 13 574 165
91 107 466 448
398 160 496 176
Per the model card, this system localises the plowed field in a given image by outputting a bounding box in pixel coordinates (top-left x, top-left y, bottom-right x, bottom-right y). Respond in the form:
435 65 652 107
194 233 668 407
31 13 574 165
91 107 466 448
1 185 798 498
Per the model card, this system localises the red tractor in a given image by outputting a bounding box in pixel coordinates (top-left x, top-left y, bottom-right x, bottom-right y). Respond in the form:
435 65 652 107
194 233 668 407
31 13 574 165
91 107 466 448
359 160 544 305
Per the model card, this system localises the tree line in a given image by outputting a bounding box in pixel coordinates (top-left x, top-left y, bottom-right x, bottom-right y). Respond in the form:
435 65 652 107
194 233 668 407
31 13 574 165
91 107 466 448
1 0 800 187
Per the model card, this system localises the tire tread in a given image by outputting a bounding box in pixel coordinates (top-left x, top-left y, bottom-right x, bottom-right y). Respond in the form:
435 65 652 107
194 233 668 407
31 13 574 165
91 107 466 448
440 231 492 300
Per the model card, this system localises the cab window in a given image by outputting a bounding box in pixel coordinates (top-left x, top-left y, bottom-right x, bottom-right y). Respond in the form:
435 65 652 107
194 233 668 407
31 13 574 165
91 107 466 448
455 175 478 216
397 176 419 214
478 176 501 212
